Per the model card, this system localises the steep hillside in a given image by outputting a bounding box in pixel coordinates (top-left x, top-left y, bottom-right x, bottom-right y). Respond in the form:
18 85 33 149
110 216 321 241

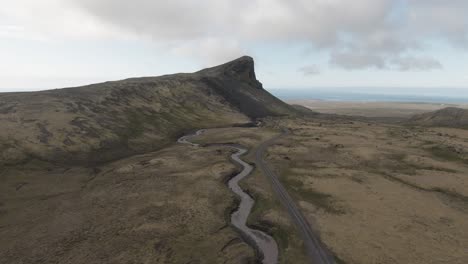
408 107 468 128
0 56 296 165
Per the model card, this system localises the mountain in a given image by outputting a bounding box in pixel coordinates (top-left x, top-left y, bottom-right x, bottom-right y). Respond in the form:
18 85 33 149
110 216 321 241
0 56 297 166
407 107 468 128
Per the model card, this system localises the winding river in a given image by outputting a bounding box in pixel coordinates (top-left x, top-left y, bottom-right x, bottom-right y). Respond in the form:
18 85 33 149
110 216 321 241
178 130 279 264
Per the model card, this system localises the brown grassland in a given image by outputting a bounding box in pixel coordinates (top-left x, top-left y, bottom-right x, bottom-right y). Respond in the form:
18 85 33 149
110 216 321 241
194 115 468 264
2 103 468 263
1 140 256 263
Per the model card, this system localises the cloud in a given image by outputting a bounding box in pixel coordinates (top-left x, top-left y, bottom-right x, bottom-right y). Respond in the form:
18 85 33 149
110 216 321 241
68 0 467 70
69 0 395 46
0 0 127 40
170 38 246 66
71 0 238 40
392 56 443 71
407 0 468 48
2 0 468 69
298 65 320 76
330 52 442 72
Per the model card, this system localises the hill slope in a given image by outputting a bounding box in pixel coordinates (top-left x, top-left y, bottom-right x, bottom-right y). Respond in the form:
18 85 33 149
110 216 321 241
407 107 468 128
0 56 296 165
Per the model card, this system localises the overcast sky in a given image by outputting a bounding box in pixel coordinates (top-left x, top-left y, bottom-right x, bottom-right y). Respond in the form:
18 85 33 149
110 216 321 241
1 0 467 94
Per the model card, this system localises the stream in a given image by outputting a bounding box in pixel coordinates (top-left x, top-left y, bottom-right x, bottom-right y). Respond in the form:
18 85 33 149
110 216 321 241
178 129 279 264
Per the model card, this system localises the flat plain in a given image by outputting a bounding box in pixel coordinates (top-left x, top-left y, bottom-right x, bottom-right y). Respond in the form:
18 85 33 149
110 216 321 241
193 113 468 263
267 116 468 264
288 100 468 118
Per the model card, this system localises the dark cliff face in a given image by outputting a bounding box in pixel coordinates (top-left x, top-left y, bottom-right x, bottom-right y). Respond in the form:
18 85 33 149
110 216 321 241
0 56 296 165
198 56 263 89
197 56 295 119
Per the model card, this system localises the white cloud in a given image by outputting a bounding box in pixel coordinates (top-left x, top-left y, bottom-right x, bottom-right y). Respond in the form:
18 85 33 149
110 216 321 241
1 0 467 70
0 0 127 40
392 56 443 71
407 0 468 48
330 52 443 72
170 38 246 66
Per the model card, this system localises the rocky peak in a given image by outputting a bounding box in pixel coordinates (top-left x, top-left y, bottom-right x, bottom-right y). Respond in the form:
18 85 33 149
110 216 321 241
197 56 263 89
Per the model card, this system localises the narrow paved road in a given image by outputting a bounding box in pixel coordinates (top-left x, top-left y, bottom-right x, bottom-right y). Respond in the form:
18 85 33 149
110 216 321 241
256 129 336 264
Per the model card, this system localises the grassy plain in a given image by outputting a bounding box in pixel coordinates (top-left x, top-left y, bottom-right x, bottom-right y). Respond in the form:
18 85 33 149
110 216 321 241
288 100 468 118
0 141 256 264
3 101 468 264
265 117 468 264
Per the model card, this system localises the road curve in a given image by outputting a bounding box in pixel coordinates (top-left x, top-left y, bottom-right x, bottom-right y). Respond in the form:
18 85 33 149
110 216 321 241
256 129 336 264
178 130 278 264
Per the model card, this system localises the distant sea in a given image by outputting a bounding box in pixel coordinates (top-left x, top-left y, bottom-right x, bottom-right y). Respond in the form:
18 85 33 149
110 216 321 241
270 89 468 104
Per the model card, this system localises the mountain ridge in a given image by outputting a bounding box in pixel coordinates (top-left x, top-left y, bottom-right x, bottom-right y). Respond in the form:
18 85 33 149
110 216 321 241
407 107 468 128
0 56 297 166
